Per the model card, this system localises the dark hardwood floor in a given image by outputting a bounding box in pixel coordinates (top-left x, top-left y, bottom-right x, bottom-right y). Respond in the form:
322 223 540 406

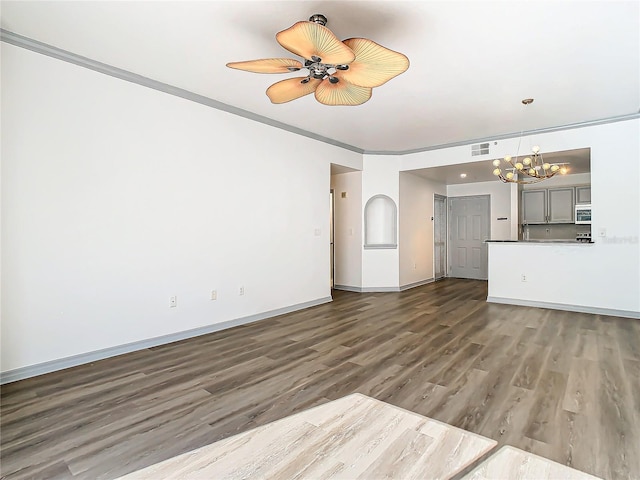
1 279 639 479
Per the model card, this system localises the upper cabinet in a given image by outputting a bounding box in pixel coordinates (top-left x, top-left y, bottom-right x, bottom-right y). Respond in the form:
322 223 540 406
548 188 575 223
522 190 547 224
522 185 583 224
575 186 591 204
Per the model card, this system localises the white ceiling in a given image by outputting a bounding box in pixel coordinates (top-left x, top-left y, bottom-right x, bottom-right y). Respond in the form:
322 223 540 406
1 1 638 152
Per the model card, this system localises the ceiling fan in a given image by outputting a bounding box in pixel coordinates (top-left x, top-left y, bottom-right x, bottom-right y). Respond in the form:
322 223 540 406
226 14 409 106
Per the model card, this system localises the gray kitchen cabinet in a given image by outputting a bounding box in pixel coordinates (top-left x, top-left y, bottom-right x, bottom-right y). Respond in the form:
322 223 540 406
548 187 575 223
522 190 547 224
522 186 577 224
575 186 591 204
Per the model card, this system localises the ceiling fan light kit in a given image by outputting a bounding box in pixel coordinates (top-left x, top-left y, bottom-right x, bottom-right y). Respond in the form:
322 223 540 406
226 14 409 106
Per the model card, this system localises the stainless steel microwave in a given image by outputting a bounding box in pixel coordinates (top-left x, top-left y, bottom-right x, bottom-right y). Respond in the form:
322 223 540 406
575 204 592 224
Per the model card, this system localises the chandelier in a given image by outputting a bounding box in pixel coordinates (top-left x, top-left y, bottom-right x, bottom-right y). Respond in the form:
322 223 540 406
492 99 567 184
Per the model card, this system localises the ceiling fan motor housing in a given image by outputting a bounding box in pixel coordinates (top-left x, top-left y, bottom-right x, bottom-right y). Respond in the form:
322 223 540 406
309 14 328 26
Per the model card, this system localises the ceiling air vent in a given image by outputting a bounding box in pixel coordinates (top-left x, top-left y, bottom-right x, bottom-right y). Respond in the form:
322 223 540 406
471 143 490 156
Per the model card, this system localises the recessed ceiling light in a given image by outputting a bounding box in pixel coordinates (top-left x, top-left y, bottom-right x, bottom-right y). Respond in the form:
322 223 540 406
460 173 467 178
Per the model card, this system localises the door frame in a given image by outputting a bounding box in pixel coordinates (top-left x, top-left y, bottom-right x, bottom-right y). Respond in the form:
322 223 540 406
329 189 335 289
447 194 491 280
433 194 447 280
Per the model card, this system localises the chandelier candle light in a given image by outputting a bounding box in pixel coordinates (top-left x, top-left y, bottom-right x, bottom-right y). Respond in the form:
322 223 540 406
493 99 568 184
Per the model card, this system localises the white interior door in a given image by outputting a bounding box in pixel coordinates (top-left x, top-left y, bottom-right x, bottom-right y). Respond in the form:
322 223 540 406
448 195 490 280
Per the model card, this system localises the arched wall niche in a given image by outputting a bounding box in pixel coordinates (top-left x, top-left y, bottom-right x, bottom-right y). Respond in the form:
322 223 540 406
364 194 397 249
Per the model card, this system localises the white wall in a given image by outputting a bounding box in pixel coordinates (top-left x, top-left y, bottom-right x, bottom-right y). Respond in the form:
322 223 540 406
399 172 446 286
447 181 515 241
0 44 362 373
361 155 400 289
331 172 362 289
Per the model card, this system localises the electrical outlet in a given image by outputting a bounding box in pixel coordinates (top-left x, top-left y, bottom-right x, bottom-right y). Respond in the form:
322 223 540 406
170 296 177 307
211 290 217 301
521 274 527 282
413 262 417 270
239 286 244 296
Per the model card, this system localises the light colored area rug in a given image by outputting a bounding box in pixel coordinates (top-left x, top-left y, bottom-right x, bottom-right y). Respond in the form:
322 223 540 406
462 445 602 480
118 393 496 479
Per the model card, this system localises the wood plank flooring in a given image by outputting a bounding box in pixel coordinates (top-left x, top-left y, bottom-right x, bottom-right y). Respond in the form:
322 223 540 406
1 279 639 479
118 393 496 479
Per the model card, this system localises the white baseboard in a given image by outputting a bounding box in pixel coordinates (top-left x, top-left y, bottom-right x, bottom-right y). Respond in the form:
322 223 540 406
334 278 435 293
486 296 640 319
0 296 333 385
400 278 435 291
361 286 400 292
333 285 363 292
333 285 394 293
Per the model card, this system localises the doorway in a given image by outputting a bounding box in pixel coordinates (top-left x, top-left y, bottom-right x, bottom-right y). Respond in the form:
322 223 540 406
434 194 447 280
448 195 490 280
330 189 335 289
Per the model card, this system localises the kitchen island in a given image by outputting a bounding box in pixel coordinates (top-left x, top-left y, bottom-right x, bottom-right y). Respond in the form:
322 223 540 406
485 239 638 319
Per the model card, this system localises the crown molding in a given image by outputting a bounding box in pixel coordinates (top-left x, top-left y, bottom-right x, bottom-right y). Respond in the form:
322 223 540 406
3 28 639 157
0 29 364 154
362 112 640 156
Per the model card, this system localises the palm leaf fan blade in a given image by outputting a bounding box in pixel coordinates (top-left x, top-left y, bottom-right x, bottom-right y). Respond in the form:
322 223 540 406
336 38 409 87
266 77 322 104
276 21 355 65
314 79 372 106
226 58 303 73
